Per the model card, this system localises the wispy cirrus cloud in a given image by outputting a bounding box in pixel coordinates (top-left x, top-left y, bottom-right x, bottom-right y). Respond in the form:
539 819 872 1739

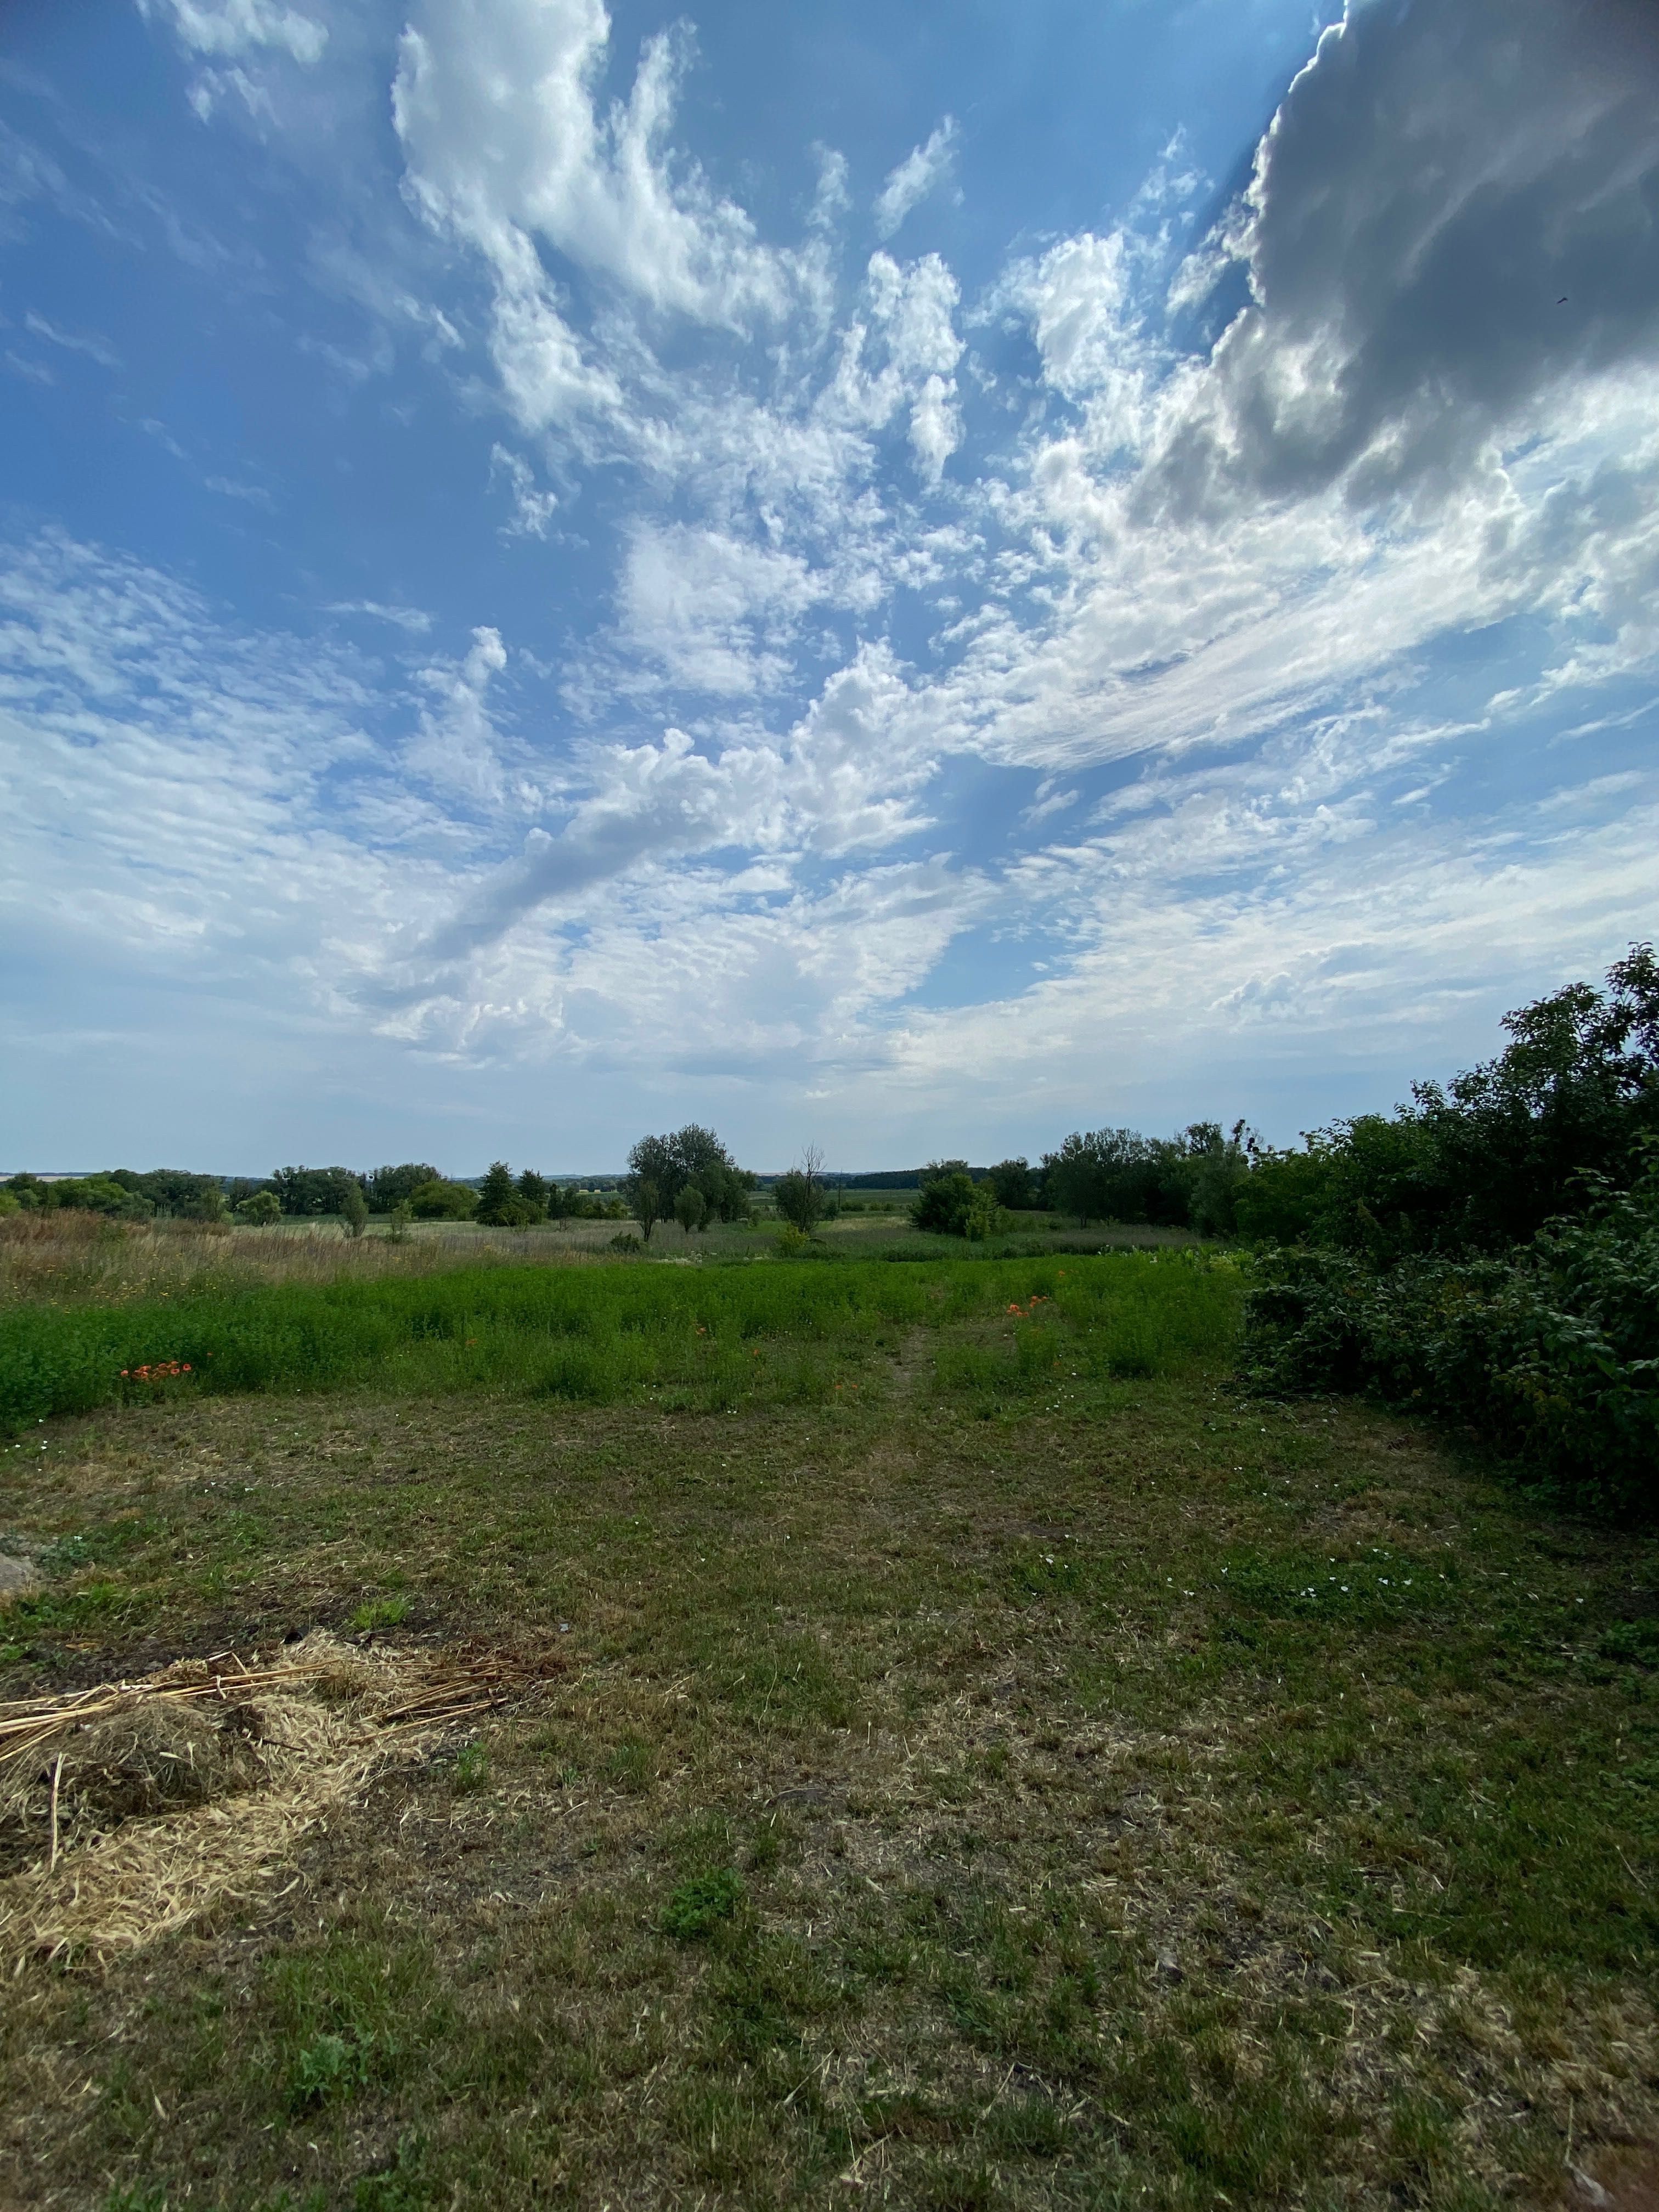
873 117 958 239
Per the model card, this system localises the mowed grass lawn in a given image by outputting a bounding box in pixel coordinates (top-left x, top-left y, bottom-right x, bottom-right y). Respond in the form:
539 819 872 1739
1 1252 1656 2210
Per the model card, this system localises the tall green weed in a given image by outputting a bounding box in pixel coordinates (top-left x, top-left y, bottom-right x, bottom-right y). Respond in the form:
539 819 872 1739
0 1253 1239 1432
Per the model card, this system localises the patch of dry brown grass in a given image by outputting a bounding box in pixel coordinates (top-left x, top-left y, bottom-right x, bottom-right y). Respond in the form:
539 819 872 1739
0 1211 628 1309
0 1635 541 1966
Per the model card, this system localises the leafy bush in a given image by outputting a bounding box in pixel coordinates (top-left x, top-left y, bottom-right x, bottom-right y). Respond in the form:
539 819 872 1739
912 1164 1006 1240
1242 1161 1659 1515
407 1179 478 1221
773 1153 827 1234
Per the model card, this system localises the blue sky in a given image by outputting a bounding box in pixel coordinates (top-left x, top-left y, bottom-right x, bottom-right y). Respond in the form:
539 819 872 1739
2 0 1656 1174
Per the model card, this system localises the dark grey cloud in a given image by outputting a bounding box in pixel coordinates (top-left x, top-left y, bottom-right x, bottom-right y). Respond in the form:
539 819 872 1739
1149 0 1659 514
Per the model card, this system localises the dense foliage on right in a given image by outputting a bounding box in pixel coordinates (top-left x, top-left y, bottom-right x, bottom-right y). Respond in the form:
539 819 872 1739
1240 947 1658 1514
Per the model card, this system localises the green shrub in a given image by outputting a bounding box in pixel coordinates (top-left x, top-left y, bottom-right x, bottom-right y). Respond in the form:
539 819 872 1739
1242 1162 1659 1515
911 1165 1006 1239
408 1180 477 1221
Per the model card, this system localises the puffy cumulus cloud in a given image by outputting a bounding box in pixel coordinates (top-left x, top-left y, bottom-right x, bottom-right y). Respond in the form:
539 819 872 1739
828 250 964 481
873 117 958 240
1147 0 1659 516
138 0 328 66
782 643 939 854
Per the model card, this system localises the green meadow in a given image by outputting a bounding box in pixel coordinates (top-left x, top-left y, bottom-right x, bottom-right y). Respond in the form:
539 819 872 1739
1 1232 1656 2210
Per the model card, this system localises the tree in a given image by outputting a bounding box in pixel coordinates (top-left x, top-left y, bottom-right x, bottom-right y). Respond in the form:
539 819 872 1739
475 1160 520 1227
671 1124 755 1222
408 1178 478 1221
1042 1130 1159 1226
341 1181 369 1240
272 1166 363 1218
674 1183 708 1237
987 1158 1032 1210
629 1176 662 1243
627 1135 680 1225
1180 1120 1252 1238
517 1170 551 1221
106 1168 222 1219
625 1127 754 1227
773 1146 826 1234
43 1175 153 1220
237 1190 282 1226
365 1163 441 1213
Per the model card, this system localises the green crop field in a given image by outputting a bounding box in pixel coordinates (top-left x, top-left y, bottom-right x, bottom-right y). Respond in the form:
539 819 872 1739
1 1235 1656 2210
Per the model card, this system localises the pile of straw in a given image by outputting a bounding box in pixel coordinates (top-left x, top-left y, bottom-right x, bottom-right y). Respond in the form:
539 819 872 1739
0 1635 531 1966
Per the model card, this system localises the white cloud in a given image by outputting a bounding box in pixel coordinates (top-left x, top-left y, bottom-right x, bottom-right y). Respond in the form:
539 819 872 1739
16 0 1659 1152
488 444 560 539
327 601 435 635
138 0 327 67
393 0 801 330
22 312 119 368
405 626 515 808
873 118 958 240
618 527 823 697
1143 0 1659 516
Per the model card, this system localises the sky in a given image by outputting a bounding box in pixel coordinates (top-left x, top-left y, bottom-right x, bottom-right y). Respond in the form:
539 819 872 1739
1 0 1656 1175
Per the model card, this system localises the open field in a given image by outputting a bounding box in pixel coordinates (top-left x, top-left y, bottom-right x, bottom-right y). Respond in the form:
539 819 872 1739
1 1250 1656 2210
0 1212 1197 1317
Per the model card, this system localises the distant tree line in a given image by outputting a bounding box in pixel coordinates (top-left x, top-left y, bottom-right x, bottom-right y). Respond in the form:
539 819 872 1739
0 1169 226 1221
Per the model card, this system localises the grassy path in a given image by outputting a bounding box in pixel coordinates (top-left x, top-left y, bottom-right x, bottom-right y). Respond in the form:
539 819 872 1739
1 1306 1656 2208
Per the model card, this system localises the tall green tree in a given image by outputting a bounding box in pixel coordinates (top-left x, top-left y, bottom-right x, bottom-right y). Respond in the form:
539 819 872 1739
475 1160 521 1226
628 1175 662 1243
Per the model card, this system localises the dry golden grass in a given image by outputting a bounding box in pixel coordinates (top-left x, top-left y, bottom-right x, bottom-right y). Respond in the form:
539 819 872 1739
0 1635 538 1966
0 1210 629 1308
